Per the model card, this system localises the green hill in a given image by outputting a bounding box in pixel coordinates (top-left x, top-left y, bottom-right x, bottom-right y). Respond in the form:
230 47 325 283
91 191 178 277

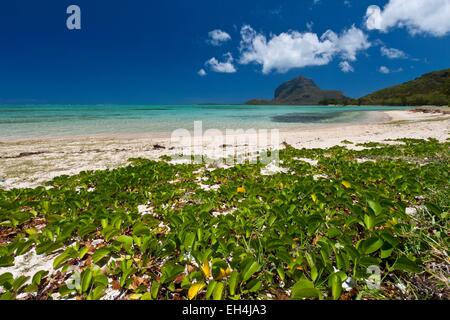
359 68 450 106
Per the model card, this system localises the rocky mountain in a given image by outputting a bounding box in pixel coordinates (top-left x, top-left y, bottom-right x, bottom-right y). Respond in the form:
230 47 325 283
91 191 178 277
246 68 450 106
246 76 348 105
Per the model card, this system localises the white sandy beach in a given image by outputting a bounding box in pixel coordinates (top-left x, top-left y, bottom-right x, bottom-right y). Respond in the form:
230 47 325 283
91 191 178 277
0 109 448 190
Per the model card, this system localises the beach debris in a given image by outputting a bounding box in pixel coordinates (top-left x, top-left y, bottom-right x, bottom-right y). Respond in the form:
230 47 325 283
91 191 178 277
356 158 376 164
91 239 105 247
198 183 221 192
212 207 236 217
405 205 427 217
313 174 329 181
342 277 356 292
137 204 155 216
75 186 96 193
157 221 171 234
152 144 166 150
261 161 289 176
0 151 46 159
412 107 450 115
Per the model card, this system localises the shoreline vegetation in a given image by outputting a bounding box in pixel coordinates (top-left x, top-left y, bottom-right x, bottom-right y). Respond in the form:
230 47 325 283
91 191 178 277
0 108 449 300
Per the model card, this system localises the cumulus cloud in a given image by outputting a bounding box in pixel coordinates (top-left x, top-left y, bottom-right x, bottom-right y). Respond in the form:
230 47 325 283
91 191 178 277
208 29 232 46
197 69 207 76
381 46 407 59
326 26 372 61
238 25 370 74
378 66 403 74
365 0 450 36
205 53 237 73
339 61 354 73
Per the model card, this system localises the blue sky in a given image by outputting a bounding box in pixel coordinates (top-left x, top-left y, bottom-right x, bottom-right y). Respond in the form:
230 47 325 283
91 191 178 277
0 0 449 104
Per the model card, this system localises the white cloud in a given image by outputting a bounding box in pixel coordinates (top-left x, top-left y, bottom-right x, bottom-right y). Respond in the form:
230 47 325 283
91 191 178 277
339 61 354 73
381 46 407 59
208 29 232 46
331 26 372 61
205 53 237 73
344 1 351 8
197 69 207 76
365 0 450 36
379 66 391 74
239 25 370 74
378 66 403 74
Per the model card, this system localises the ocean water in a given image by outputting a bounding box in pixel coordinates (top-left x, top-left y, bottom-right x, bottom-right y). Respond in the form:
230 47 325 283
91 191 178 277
0 105 412 139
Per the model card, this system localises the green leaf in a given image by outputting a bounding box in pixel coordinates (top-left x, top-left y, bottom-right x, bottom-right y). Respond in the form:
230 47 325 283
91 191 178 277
151 280 160 299
0 273 13 287
368 200 383 216
0 292 15 300
246 279 262 292
81 269 93 293
184 232 196 250
12 276 30 292
141 292 152 300
361 237 384 255
364 214 376 230
78 246 89 260
276 267 285 282
0 256 14 267
92 248 111 264
116 235 133 250
380 243 394 259
87 285 105 300
205 281 217 299
241 260 260 282
380 232 400 247
291 279 320 300
228 271 239 296
329 273 342 300
32 270 49 286
93 274 109 287
160 263 184 284
392 256 420 273
213 282 224 300
53 252 70 269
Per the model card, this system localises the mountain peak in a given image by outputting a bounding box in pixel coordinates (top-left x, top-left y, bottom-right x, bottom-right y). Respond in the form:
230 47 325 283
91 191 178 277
246 75 347 105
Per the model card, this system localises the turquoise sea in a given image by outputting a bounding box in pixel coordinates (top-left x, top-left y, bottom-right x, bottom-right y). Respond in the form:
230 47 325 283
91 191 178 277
0 105 412 139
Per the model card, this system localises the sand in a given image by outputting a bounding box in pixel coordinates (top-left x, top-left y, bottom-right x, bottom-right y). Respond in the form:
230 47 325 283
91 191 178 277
0 110 448 190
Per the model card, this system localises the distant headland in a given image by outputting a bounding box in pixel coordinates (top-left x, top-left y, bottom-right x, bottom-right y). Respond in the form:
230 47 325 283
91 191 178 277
246 68 450 106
